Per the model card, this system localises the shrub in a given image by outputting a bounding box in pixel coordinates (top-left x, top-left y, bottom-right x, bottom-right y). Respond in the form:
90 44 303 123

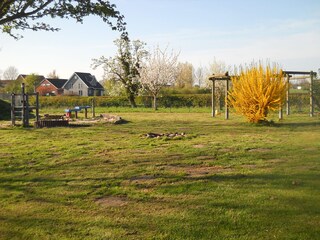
228 63 287 123
0 99 11 120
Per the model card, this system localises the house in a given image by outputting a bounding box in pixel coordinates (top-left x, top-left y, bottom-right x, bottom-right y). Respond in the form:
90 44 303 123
17 74 45 83
36 78 68 96
63 72 104 96
0 80 12 91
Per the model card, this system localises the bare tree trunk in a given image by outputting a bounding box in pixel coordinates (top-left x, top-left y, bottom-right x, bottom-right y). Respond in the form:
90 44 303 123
128 94 137 108
153 95 158 110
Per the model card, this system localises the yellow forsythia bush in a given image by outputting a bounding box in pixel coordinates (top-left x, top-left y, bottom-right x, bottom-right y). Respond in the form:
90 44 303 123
228 63 287 123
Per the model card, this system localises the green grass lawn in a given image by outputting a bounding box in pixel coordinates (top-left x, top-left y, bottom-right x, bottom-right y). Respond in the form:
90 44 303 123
0 109 319 239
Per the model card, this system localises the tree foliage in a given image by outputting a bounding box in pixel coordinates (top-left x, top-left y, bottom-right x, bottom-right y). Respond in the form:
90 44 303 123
139 46 179 110
176 62 193 88
4 78 22 93
93 37 147 107
24 74 43 93
228 63 287 123
193 66 206 88
0 0 126 39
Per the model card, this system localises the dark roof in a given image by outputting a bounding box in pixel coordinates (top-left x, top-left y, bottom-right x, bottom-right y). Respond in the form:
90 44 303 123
46 78 68 88
75 72 104 89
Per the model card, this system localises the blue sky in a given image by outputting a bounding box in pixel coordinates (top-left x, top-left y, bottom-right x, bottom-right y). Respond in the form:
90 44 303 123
1 0 320 80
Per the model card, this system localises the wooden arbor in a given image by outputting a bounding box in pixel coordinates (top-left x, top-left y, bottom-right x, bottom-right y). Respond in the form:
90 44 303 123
282 71 317 118
208 72 231 119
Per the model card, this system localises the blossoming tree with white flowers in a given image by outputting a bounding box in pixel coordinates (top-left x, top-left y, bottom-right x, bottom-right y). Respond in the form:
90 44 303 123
139 46 179 110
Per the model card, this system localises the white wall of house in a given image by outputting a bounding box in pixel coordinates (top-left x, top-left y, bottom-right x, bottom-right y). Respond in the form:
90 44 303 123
64 74 89 96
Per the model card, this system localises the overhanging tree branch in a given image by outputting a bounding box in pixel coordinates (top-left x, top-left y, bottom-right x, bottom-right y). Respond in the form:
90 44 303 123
0 0 126 39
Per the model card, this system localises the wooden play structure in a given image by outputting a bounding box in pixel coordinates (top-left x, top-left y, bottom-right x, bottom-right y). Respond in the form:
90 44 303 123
281 71 317 118
208 70 317 120
11 83 39 127
208 72 231 120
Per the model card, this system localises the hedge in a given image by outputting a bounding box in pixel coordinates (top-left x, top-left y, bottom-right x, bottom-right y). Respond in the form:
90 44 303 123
32 93 317 111
35 94 213 108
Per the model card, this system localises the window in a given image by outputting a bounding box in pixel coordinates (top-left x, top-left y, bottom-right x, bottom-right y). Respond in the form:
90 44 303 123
79 90 83 96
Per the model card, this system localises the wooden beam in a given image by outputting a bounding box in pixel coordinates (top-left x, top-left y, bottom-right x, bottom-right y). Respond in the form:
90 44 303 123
283 71 317 76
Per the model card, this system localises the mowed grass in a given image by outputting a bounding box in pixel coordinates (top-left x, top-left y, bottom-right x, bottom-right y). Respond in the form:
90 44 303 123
0 109 319 239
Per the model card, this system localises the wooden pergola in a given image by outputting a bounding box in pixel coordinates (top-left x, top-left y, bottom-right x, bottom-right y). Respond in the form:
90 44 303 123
208 70 317 120
282 71 317 118
208 72 231 120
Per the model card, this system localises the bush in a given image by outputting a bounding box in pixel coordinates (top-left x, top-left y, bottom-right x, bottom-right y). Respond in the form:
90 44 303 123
228 63 287 123
34 92 313 111
0 99 11 120
36 95 213 109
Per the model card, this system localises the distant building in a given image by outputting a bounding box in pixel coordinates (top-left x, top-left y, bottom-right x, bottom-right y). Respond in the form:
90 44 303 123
0 80 12 90
63 72 104 96
17 74 45 83
36 78 68 96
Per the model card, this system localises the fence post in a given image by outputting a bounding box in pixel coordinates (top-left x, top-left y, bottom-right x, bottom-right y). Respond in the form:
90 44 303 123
310 71 314 117
286 75 290 115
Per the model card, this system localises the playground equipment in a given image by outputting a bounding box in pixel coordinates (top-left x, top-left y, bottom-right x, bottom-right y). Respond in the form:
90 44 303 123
11 83 39 127
281 71 317 118
208 72 231 120
65 98 96 119
208 70 317 120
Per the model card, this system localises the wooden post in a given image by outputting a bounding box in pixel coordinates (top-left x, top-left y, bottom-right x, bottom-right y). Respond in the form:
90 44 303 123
286 75 290 115
211 80 215 117
279 107 283 120
310 71 314 117
92 98 96 118
225 79 229 120
36 93 40 122
25 94 29 127
85 108 88 119
11 94 15 126
21 83 27 127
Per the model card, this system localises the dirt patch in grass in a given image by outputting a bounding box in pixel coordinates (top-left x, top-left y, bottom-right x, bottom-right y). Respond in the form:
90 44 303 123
193 144 206 148
96 196 129 207
241 164 258 169
218 148 235 153
247 148 272 153
129 175 158 186
167 165 232 177
196 155 216 161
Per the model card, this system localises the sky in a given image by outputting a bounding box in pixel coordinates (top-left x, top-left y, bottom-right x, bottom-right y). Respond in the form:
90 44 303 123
1 0 320 81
